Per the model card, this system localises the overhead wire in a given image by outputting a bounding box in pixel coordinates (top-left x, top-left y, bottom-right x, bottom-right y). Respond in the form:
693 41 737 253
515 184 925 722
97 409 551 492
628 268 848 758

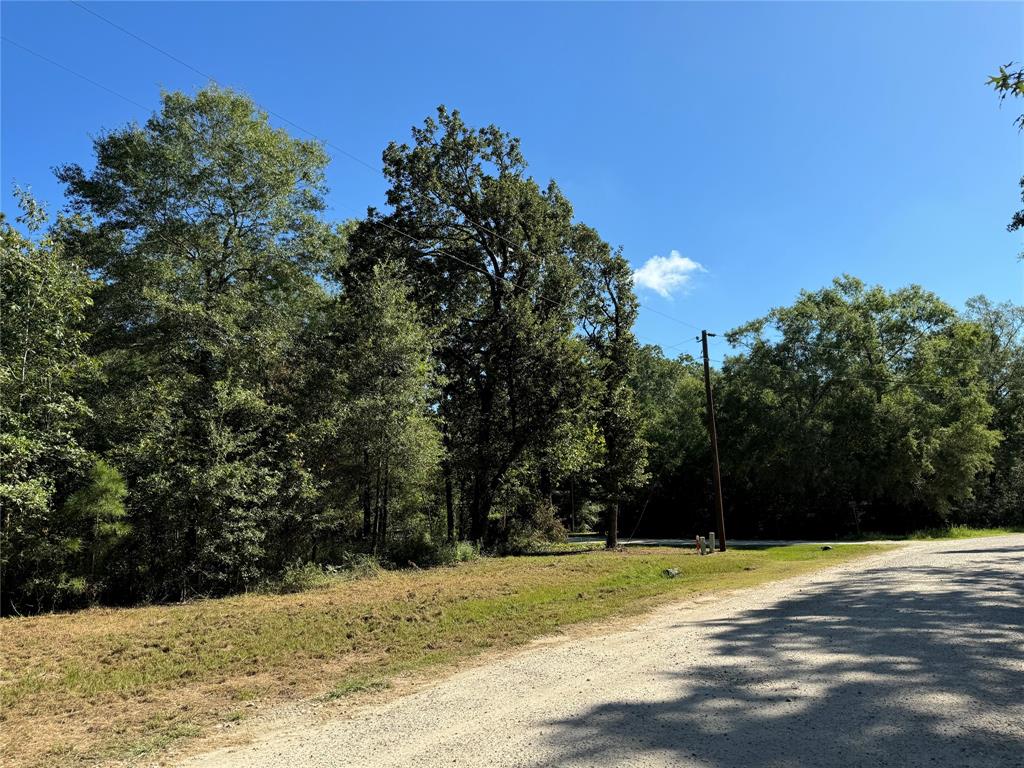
1 36 150 112
703 356 983 394
6 28 991 381
4 32 678 350
66 0 705 334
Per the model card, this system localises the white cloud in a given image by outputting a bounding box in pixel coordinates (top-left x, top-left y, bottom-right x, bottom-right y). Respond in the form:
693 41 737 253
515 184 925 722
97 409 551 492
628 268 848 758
632 250 705 298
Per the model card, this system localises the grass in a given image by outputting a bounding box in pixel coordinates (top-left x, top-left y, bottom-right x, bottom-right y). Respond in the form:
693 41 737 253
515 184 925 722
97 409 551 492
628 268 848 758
519 540 607 554
852 525 1024 541
1 543 885 767
906 525 1024 540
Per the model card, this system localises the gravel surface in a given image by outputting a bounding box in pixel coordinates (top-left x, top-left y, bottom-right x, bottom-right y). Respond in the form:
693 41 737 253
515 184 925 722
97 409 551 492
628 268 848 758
181 536 1024 768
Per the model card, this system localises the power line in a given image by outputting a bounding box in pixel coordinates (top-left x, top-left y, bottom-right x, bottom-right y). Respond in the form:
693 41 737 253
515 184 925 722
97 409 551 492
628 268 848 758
646 327 993 365
1 36 150 112
65 0 705 332
68 0 380 175
4 31 679 354
703 356 982 393
659 337 704 352
0 37 560 313
4 34 991 399
733 317 997 365
733 336 991 369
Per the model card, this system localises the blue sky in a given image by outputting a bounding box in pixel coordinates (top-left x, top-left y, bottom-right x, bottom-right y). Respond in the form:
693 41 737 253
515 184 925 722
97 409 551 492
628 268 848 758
3 1 1022 357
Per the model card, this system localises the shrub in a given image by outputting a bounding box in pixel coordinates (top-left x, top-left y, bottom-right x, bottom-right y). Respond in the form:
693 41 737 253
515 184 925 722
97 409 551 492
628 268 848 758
275 562 333 594
449 540 480 563
332 552 383 579
272 553 387 594
491 501 568 555
387 533 480 568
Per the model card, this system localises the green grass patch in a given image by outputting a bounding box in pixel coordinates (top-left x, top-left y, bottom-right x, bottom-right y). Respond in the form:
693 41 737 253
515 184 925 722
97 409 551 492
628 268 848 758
907 525 1024 540
853 525 1024 541
325 677 393 699
519 540 607 555
2 543 885 767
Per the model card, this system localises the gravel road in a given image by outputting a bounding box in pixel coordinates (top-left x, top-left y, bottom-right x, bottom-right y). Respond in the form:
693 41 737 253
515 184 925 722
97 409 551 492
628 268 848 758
181 536 1024 768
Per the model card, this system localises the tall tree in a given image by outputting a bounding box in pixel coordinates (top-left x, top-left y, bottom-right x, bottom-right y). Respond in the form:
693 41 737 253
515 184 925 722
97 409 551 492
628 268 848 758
345 263 440 552
297 260 441 555
721 277 999 534
961 296 1024 524
352 107 589 543
629 346 709 537
579 230 649 548
0 190 127 612
57 86 333 598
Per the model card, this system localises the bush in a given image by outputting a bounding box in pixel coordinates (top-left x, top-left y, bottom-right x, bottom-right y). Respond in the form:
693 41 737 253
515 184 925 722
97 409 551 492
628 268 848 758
491 501 568 555
272 553 386 594
387 533 479 568
333 552 383 579
275 562 333 594
449 540 480 563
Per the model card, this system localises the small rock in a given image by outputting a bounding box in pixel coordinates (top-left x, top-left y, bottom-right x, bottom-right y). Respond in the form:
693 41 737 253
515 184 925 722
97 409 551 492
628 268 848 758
664 568 680 578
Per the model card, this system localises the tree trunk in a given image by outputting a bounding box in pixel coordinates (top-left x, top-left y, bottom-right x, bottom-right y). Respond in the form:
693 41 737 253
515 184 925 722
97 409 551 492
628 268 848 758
445 466 455 543
470 474 486 543
380 459 390 550
570 477 576 533
361 448 371 538
606 501 619 549
470 379 495 543
539 464 552 505
371 462 382 554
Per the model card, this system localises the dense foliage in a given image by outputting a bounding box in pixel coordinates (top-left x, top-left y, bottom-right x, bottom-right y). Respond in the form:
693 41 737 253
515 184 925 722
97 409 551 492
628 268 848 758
2 87 1020 613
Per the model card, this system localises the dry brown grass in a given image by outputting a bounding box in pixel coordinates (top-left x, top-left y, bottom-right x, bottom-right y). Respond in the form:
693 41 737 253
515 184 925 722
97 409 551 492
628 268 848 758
0 543 884 767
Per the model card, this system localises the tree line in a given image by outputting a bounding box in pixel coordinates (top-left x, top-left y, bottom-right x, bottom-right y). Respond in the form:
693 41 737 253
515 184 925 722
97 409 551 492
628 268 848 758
2 87 1021 613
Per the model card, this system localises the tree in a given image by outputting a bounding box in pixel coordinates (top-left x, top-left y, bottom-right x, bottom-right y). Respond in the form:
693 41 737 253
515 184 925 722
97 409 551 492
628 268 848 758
629 346 709 537
989 63 1024 129
301 260 441 556
346 263 440 553
62 459 130 593
352 107 590 543
988 62 1024 255
0 189 123 612
56 86 333 598
578 230 649 548
721 277 998 535
961 296 1024 524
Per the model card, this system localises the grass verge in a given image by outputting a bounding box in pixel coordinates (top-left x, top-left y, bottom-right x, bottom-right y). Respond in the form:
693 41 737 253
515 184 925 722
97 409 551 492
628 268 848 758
1 543 884 767
907 525 1024 540
852 525 1024 541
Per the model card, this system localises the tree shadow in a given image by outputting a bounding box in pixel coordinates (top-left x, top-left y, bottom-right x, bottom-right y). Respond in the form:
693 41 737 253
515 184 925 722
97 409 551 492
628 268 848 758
540 549 1024 767
934 545 1024 555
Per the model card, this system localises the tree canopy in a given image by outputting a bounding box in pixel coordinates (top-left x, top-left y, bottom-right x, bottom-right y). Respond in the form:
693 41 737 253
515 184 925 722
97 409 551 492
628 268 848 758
988 62 1024 253
1 86 1019 614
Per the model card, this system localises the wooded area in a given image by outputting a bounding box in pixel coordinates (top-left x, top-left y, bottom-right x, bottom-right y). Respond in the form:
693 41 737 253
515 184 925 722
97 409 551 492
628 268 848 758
2 87 1022 613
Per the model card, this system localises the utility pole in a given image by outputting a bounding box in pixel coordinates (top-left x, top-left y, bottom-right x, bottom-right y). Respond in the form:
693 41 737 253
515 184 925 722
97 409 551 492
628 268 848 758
700 330 727 552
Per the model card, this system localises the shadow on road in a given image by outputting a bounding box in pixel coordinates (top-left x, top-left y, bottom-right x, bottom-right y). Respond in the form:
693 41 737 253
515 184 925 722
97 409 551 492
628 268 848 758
934 545 1024 555
542 549 1024 767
